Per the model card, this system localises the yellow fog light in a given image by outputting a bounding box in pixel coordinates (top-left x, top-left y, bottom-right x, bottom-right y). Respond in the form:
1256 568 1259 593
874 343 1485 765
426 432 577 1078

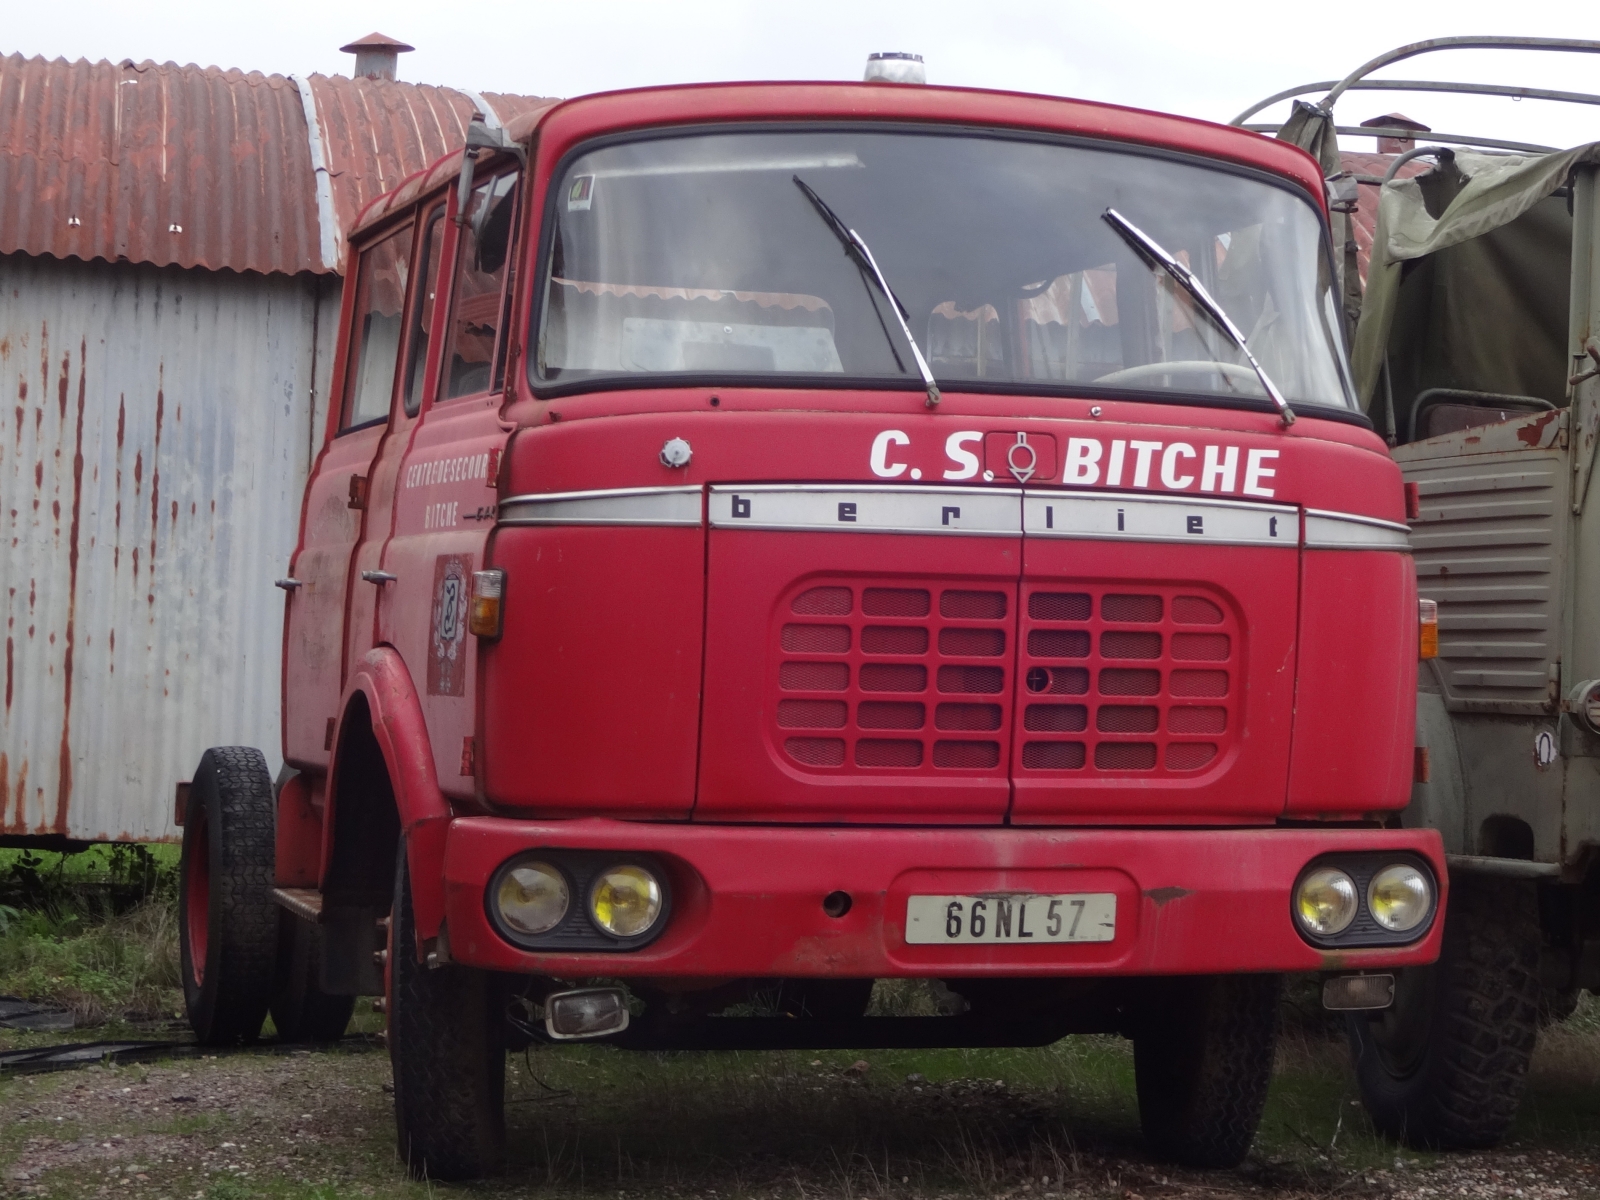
1295 867 1358 937
589 865 663 938
495 861 570 936
1368 864 1432 933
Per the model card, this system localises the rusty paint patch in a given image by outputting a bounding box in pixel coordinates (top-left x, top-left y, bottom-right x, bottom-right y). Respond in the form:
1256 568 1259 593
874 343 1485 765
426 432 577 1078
54 346 87 835
1517 408 1561 447
1144 886 1192 907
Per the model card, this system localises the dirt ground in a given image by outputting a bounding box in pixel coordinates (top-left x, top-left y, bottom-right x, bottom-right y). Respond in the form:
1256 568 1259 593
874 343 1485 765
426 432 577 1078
5 1020 1600 1200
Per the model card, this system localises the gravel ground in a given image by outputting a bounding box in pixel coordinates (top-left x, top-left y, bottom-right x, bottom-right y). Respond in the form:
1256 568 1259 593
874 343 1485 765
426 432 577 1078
3 1029 1600 1200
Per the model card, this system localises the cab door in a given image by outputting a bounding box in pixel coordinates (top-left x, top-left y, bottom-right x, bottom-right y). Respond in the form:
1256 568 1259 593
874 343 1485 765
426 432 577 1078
283 222 414 769
347 206 444 669
382 168 522 800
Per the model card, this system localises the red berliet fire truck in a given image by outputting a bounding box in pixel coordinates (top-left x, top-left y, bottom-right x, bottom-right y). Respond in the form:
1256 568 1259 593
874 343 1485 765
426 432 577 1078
177 61 1448 1180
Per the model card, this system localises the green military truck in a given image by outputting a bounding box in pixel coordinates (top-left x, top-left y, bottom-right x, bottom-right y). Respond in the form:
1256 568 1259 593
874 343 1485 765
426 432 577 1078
1239 36 1600 1149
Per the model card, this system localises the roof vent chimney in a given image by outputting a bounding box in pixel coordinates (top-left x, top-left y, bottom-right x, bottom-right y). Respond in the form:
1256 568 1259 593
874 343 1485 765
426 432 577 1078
1360 112 1432 155
340 32 415 82
864 52 925 85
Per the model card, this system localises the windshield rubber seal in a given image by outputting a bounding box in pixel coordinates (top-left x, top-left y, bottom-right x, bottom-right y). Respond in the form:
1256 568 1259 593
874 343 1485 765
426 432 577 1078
524 118 1355 416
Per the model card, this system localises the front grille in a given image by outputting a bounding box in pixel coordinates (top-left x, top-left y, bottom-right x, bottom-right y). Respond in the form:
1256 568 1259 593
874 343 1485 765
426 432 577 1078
771 578 1237 783
775 579 1015 776
1018 585 1237 777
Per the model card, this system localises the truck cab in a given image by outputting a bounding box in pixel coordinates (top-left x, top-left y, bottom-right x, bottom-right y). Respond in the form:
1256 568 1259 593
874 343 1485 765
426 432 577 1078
176 71 1445 1180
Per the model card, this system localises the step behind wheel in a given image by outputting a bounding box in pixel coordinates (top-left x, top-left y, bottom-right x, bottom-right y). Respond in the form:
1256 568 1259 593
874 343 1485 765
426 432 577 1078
388 843 505 1181
1348 877 1540 1150
270 913 356 1043
178 746 278 1046
1133 974 1281 1168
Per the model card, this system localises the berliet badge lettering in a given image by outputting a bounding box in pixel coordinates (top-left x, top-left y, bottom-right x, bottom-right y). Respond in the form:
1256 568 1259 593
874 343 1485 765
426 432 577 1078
707 485 1298 547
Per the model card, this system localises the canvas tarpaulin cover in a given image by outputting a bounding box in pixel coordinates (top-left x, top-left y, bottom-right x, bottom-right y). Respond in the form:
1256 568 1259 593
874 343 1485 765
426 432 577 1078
1351 143 1600 435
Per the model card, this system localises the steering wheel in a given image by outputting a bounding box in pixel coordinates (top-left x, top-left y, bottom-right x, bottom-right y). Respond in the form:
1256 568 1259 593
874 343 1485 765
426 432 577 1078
1094 360 1260 389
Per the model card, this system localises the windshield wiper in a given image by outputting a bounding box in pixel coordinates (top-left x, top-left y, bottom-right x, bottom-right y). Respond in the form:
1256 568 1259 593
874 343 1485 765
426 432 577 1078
794 175 941 408
1102 207 1295 429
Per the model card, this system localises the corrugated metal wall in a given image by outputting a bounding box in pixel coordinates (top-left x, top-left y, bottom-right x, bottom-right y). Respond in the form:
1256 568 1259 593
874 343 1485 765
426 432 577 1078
0 253 338 840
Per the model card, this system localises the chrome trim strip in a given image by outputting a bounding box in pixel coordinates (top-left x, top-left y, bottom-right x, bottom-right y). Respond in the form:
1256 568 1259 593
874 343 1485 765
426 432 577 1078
498 486 703 527
1024 489 1297 548
1304 508 1412 551
708 484 1022 536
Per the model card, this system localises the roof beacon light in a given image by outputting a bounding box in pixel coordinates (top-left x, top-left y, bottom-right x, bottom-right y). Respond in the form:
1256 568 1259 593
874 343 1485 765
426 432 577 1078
864 53 926 85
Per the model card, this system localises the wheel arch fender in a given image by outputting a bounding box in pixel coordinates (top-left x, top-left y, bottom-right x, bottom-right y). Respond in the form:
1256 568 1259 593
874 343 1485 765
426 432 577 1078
1409 685 1468 855
324 647 452 943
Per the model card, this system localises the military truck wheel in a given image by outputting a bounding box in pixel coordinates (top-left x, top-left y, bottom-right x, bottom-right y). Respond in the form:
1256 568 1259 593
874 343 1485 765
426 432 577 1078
270 915 355 1043
1348 877 1540 1149
1133 974 1281 1167
388 843 505 1181
178 747 278 1046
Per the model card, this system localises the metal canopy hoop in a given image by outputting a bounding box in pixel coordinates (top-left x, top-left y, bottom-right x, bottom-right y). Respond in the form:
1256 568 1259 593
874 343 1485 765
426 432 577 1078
1232 37 1600 149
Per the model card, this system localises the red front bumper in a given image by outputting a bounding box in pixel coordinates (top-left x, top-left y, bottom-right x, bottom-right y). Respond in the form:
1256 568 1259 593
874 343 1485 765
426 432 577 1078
442 818 1445 978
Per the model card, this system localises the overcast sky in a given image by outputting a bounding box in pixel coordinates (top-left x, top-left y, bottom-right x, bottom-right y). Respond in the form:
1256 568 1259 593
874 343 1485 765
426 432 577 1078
6 0 1600 153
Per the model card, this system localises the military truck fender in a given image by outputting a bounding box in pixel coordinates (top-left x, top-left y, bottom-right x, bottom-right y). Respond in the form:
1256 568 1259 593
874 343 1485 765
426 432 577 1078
1407 688 1468 854
323 648 452 943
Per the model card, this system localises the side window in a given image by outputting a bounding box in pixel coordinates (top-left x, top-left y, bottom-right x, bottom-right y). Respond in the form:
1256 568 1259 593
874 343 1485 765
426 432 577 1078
402 206 446 416
341 226 414 430
442 172 519 399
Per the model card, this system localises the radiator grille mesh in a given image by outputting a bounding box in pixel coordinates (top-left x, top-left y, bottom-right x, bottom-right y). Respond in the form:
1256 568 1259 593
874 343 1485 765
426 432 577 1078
1018 586 1237 777
773 579 1014 777
772 579 1236 782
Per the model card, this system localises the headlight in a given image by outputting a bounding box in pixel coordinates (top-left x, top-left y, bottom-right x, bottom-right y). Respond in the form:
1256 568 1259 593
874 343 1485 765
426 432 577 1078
1572 679 1600 734
495 861 570 936
1295 867 1358 937
589 865 663 938
1368 863 1432 932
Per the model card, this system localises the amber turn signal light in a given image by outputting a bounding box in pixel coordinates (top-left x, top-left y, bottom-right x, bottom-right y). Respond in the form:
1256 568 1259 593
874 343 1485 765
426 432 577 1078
1418 598 1438 659
470 569 505 639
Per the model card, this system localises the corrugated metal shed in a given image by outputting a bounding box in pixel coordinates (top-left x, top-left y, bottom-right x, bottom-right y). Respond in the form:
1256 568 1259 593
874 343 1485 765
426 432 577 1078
0 50 557 841
0 255 338 839
0 53 555 276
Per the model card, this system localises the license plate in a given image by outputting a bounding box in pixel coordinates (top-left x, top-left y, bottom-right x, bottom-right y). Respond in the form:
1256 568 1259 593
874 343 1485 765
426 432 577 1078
905 893 1116 945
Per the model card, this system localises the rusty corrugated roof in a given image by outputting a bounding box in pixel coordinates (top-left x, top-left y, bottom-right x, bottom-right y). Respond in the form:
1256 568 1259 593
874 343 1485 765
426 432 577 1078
0 53 555 277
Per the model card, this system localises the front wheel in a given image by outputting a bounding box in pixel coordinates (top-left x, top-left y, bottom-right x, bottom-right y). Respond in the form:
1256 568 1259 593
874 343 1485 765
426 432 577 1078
1133 974 1281 1168
388 843 506 1181
1348 877 1540 1149
178 747 279 1046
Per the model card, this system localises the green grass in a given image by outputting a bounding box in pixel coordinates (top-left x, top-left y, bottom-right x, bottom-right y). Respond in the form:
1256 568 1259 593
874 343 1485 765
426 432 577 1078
0 844 182 1029
6 873 1600 1197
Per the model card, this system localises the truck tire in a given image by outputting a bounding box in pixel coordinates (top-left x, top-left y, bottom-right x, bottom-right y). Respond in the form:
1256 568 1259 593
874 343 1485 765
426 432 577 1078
388 843 505 1180
270 914 355 1043
178 746 278 1046
1133 973 1281 1167
1348 877 1540 1149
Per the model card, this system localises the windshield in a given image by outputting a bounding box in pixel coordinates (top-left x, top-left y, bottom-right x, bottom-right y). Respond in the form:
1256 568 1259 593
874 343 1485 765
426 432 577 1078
534 128 1356 412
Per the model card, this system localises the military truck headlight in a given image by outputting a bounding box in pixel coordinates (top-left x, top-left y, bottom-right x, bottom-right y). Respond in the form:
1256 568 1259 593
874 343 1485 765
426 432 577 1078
1571 680 1600 735
1368 864 1432 933
1294 867 1358 937
494 860 570 936
589 865 663 938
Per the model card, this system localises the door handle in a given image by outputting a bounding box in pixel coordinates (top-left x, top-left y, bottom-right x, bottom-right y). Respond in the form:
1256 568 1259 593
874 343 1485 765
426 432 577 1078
361 570 397 585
